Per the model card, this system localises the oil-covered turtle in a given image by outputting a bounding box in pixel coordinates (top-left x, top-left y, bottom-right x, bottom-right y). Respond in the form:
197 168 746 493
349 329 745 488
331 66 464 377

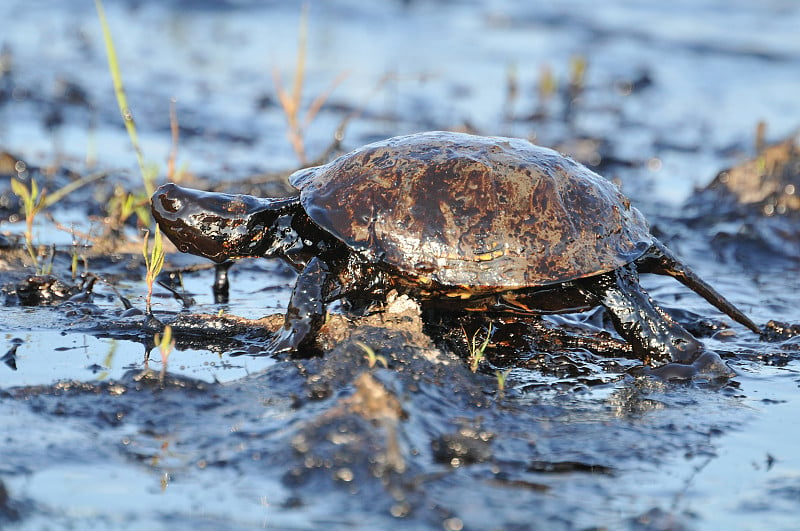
151 131 759 370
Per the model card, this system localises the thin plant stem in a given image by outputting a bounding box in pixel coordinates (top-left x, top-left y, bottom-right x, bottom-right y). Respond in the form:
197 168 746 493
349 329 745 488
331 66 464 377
95 0 152 195
142 228 165 314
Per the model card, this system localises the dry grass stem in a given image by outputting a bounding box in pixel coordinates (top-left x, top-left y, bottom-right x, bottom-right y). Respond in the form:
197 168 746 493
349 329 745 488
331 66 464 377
272 4 348 165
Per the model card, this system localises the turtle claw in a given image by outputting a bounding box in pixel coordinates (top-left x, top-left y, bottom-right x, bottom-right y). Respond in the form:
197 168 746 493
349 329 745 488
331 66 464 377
637 350 736 382
692 350 737 379
262 326 304 356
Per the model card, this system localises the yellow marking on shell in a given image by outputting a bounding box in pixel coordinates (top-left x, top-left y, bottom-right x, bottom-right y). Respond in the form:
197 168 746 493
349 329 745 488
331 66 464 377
446 290 474 299
474 249 505 261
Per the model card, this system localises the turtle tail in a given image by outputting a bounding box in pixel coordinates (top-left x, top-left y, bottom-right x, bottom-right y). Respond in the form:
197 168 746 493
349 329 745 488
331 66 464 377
638 239 761 334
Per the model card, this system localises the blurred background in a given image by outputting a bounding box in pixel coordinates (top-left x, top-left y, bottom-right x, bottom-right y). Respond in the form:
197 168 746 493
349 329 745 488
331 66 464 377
2 0 798 206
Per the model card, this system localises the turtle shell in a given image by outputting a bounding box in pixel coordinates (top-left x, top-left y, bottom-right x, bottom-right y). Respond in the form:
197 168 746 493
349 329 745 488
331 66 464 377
289 131 652 289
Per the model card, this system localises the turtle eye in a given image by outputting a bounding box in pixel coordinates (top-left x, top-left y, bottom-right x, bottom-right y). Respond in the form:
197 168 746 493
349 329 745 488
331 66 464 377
158 195 183 214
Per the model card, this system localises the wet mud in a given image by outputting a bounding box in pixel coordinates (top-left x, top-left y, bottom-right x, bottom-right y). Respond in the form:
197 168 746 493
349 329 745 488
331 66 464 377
6 288 794 529
2 1 800 529
685 132 800 267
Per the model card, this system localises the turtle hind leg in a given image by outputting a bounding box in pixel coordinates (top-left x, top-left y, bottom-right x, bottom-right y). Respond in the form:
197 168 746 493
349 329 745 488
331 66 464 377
637 239 761 334
263 257 332 356
579 264 704 366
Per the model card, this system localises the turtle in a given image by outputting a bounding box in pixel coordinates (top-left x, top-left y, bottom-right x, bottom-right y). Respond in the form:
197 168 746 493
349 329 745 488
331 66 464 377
151 131 760 370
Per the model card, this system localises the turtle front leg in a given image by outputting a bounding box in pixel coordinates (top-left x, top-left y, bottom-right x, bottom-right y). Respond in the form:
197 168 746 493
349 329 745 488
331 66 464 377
212 262 234 304
579 264 705 366
264 257 332 356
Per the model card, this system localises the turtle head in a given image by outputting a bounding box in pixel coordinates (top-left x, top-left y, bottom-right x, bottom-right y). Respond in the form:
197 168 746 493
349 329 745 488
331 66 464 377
151 183 300 263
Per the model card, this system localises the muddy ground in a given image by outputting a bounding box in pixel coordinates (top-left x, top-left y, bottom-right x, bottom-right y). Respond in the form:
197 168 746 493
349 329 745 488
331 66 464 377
1 1 800 530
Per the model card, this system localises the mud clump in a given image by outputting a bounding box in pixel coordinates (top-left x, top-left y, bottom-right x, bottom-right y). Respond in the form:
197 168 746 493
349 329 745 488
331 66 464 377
759 320 800 361
261 296 495 525
701 135 800 216
296 295 489 410
0 479 21 522
686 131 800 264
761 320 800 342
431 428 494 467
11 274 82 305
284 372 407 493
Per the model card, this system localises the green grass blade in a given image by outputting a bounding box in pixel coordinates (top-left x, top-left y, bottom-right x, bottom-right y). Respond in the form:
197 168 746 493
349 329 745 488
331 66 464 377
95 0 153 195
43 170 108 208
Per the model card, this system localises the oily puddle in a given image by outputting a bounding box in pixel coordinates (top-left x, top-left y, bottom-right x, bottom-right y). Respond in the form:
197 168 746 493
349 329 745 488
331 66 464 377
0 330 275 387
683 363 800 528
0 256 296 387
